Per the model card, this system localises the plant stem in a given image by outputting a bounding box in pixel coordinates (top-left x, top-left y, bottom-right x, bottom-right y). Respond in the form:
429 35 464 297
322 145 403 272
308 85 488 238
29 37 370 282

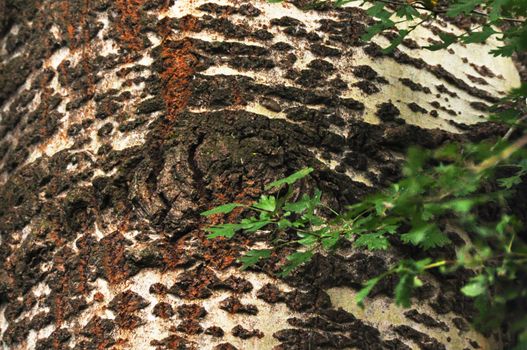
370 0 524 23
474 132 527 173
424 260 450 269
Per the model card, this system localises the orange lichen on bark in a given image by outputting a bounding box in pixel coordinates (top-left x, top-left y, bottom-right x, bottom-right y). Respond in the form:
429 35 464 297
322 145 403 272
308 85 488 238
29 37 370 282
159 240 191 270
150 335 196 350
177 14 200 33
93 292 105 302
57 0 75 47
100 232 135 284
114 0 147 54
198 232 244 270
159 39 198 120
157 13 202 120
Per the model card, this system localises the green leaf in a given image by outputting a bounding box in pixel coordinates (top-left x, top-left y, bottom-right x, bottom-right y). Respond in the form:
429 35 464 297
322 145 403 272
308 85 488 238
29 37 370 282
462 275 487 297
496 215 512 235
265 168 314 190
239 249 272 270
400 224 430 246
283 198 310 213
356 276 382 306
498 175 523 189
489 0 509 21
304 212 326 226
206 224 242 239
239 218 272 232
491 43 517 57
276 218 293 229
446 0 481 17
354 233 390 250
297 234 318 246
367 2 386 17
442 198 475 213
395 274 414 307
252 195 276 212
413 276 424 288
463 26 496 44
201 203 244 216
425 32 458 51
421 231 451 250
396 4 420 20
284 190 321 213
361 18 395 42
280 251 314 276
321 231 341 249
382 29 410 53
401 224 451 249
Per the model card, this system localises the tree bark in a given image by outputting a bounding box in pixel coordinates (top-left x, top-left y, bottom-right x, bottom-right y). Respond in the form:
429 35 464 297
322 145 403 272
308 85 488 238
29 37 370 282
0 1 520 349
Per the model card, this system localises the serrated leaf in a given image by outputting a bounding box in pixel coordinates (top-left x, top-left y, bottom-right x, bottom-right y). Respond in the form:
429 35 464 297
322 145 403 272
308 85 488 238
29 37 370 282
421 231 451 249
304 212 326 226
442 198 475 213
283 197 310 213
413 276 424 288
240 218 272 233
425 32 458 51
463 26 496 44
280 251 314 276
489 0 509 21
239 249 272 270
284 190 321 213
354 233 390 250
206 224 242 239
400 225 429 246
382 29 410 53
395 274 413 307
491 44 517 57
356 276 382 306
297 234 318 246
446 0 481 17
367 2 386 17
252 195 276 212
361 19 394 41
265 168 314 190
321 231 340 249
496 215 512 235
276 218 293 229
396 4 420 20
498 175 523 189
462 275 487 297
401 224 450 249
201 203 244 216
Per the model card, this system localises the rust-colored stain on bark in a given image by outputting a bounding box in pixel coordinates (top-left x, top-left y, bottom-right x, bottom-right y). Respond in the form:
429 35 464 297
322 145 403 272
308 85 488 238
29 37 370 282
100 232 135 284
114 0 147 53
160 38 198 119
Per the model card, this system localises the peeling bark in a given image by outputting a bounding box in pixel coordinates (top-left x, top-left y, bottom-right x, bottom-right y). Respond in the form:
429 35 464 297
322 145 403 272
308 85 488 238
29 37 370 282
0 0 521 349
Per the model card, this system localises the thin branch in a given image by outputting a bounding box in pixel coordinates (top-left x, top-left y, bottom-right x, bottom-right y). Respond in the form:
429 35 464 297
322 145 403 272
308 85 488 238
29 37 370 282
501 115 527 143
489 114 527 152
369 0 524 24
474 132 527 173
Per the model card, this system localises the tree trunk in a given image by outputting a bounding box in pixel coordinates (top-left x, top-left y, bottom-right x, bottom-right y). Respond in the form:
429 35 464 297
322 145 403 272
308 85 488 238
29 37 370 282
0 1 520 349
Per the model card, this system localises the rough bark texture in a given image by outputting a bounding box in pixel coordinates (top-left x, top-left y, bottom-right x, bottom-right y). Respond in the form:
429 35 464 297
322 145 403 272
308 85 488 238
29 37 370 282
0 0 521 349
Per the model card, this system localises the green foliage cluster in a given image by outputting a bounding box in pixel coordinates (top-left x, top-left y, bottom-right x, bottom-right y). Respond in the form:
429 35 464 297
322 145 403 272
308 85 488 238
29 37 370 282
203 0 527 347
360 0 527 56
